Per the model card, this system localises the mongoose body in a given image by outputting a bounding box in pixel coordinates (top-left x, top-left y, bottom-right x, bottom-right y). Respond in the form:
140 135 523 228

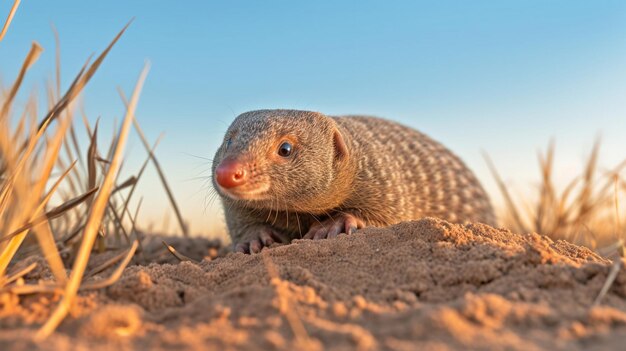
212 109 495 253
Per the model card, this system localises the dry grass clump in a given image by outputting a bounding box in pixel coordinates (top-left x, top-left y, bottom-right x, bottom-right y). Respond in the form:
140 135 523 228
485 140 625 253
486 141 626 305
0 6 186 339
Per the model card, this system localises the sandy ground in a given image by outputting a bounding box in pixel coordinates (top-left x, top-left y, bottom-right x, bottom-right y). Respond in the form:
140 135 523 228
2 218 626 350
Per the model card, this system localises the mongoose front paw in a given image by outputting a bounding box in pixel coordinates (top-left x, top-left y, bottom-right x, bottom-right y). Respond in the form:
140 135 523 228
303 213 366 240
234 227 285 254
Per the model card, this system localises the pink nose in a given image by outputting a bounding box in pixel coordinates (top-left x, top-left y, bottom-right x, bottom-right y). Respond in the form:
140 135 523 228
216 158 247 189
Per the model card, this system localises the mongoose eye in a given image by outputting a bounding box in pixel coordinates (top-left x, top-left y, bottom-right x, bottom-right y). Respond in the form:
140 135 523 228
225 138 232 150
277 142 293 157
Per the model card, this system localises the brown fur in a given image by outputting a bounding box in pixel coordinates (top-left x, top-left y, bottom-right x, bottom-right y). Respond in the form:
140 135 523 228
212 109 496 247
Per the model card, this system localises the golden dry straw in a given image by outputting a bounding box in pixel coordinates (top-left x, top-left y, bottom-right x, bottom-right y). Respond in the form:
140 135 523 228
0 0 20 42
486 140 626 249
36 62 150 339
162 240 197 262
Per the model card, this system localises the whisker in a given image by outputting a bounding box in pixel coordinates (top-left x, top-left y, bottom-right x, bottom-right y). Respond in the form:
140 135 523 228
272 196 280 226
184 175 213 182
182 151 214 162
295 211 302 239
266 195 274 223
285 200 289 229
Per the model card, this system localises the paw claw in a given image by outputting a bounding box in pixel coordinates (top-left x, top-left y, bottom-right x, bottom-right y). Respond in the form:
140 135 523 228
235 243 249 254
259 230 275 246
305 214 365 241
250 239 262 253
234 227 285 254
313 227 327 240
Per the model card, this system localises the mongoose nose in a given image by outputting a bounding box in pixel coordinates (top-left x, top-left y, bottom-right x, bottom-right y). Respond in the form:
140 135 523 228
216 159 247 189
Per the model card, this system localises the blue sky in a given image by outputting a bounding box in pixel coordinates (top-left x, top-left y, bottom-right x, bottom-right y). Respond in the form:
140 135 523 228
1 1 626 235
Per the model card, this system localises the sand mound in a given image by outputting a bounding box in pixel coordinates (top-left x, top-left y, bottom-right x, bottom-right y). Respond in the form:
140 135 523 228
2 218 626 350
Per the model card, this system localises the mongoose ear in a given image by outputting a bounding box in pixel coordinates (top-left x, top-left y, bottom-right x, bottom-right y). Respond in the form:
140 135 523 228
333 128 349 161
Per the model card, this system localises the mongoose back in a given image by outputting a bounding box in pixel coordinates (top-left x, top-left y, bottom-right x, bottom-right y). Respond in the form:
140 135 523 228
212 109 495 253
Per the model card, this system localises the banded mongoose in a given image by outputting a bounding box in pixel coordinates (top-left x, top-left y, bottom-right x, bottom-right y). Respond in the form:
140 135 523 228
212 109 495 253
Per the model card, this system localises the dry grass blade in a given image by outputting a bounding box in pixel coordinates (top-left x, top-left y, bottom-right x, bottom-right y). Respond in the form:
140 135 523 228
87 121 99 203
105 118 120 162
111 176 137 195
36 62 150 339
128 198 146 261
3 282 62 295
69 125 86 170
0 44 41 185
0 113 72 280
60 224 84 245
106 201 130 245
535 141 556 234
31 221 67 283
11 105 27 139
162 240 197 263
80 109 93 140
51 22 61 98
118 135 162 225
1 187 99 242
3 160 76 241
1 79 50 226
95 156 110 164
554 177 581 222
58 146 83 201
592 259 623 306
2 262 36 286
0 41 42 118
80 240 138 291
37 19 133 133
483 151 526 231
0 0 21 42
567 139 601 227
118 88 188 236
42 187 98 221
26 110 77 284
86 247 131 277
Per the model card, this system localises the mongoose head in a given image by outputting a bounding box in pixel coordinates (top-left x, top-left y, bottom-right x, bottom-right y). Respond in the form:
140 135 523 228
212 109 351 213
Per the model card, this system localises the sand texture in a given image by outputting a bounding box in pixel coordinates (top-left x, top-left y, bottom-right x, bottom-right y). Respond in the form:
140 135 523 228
2 218 626 350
